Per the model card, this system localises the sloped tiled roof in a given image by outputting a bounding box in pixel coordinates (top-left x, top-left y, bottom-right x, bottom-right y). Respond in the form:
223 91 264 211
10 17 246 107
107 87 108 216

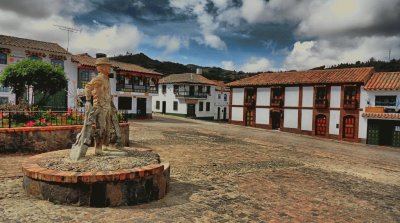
227 67 374 87
213 80 229 91
0 34 69 55
362 112 400 120
364 72 400 91
72 54 162 76
159 73 217 85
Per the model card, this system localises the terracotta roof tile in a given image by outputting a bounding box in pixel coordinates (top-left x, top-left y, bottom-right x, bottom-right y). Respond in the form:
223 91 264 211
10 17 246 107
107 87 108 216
364 72 400 91
227 67 374 87
362 112 400 120
71 54 162 76
159 73 217 85
213 80 229 91
0 35 69 55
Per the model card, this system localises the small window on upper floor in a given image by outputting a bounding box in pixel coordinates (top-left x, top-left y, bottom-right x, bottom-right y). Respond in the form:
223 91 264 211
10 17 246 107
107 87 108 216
0 53 7 64
173 85 179 94
218 94 221 99
162 85 167 94
29 56 42 61
375 96 397 107
224 94 227 101
51 59 64 70
206 86 211 94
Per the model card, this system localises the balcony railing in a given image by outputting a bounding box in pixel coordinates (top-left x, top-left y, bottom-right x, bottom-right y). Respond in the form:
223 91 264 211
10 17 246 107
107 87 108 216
0 87 10 92
271 98 283 107
175 91 207 99
116 85 158 94
315 98 328 109
343 99 358 109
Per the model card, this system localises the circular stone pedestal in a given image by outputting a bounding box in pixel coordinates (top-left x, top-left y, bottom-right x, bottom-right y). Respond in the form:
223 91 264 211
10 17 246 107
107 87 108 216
22 149 170 207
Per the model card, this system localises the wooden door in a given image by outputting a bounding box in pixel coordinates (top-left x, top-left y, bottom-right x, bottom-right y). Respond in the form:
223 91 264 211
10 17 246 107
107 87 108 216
343 116 355 139
315 114 327 136
187 104 196 117
245 109 254 126
136 98 147 117
367 121 379 145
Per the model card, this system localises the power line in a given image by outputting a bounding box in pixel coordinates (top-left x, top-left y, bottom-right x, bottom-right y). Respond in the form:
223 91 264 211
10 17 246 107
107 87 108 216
54 25 81 52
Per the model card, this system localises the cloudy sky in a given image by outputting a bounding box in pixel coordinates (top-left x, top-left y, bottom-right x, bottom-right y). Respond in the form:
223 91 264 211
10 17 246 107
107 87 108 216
0 0 399 72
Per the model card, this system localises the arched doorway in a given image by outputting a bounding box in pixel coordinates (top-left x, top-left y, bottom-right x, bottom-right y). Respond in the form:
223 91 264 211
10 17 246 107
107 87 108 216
315 114 327 136
343 115 356 139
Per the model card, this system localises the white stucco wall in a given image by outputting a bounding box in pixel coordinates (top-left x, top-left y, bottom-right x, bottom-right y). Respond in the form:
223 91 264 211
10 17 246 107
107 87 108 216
284 109 298 128
232 88 244 105
214 91 229 120
358 88 369 139
301 109 313 131
330 86 341 108
256 87 270 106
329 110 340 135
231 107 243 121
302 87 314 107
284 87 299 107
256 108 269 124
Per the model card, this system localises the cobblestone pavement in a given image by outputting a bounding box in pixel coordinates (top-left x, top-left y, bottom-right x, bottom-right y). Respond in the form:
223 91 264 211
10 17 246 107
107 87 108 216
0 114 399 222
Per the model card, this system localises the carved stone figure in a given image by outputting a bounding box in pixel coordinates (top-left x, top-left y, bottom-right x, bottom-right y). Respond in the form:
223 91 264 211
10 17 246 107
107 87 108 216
70 57 126 161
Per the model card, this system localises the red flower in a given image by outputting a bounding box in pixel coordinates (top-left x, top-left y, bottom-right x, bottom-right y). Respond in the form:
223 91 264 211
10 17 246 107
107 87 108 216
40 119 46 124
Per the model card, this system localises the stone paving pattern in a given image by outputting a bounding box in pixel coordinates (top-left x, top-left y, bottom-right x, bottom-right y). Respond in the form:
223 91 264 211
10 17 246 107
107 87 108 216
0 114 400 222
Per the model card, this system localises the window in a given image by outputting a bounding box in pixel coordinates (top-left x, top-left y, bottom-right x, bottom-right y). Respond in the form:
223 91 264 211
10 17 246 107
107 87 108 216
198 86 203 93
162 85 167 94
156 101 160 110
51 59 64 70
375 96 397 106
218 94 221 99
118 97 132 110
0 53 7 64
343 86 357 102
206 102 210 111
199 101 204 111
29 56 42 61
173 101 178 111
0 97 8 105
224 94 227 101
78 68 97 88
0 85 9 92
173 85 179 94
206 86 211 94
315 86 328 108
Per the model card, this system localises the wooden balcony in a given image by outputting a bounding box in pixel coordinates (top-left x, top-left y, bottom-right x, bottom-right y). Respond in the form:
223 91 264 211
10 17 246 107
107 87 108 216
315 98 328 109
116 85 158 94
343 99 358 109
175 91 208 99
244 99 255 108
364 106 385 113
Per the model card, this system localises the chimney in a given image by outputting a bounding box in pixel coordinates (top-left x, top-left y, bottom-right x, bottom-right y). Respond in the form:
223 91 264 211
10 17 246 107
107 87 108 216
96 53 107 58
196 68 202 75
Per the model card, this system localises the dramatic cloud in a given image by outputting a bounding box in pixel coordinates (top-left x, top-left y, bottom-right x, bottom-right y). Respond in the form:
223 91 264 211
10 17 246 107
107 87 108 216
0 2 142 56
154 35 189 54
222 57 274 72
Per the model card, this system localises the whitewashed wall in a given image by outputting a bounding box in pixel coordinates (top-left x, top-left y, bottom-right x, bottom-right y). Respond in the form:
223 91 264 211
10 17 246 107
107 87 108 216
214 91 229 120
284 109 298 128
284 87 299 107
302 87 313 107
231 107 243 121
330 86 341 108
358 88 369 139
232 88 244 105
301 109 313 131
329 110 340 135
256 108 269 124
256 87 270 106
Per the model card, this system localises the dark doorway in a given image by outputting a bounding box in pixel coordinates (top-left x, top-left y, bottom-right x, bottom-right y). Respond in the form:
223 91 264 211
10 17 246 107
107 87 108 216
162 101 166 114
315 114 327 136
189 86 195 96
223 107 227 120
118 97 132 110
217 107 220 120
271 111 281 129
367 119 400 147
343 115 356 139
137 98 147 118
187 104 196 117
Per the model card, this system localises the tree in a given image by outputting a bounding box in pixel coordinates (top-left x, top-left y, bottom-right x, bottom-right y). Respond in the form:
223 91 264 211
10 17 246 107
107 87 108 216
0 59 68 105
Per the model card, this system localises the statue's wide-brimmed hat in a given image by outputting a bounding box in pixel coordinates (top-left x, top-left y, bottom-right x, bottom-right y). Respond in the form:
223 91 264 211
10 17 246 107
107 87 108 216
95 57 112 66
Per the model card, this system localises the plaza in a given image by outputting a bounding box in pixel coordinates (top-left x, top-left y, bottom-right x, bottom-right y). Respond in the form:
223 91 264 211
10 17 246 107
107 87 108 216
1 114 399 222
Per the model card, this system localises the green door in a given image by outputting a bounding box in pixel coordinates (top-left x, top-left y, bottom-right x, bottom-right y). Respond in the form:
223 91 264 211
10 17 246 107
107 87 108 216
392 126 400 147
367 121 379 145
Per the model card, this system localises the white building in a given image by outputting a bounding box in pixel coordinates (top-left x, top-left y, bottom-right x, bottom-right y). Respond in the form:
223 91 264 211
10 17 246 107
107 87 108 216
213 81 230 121
152 72 218 119
0 34 73 108
227 67 375 143
71 54 163 118
359 72 400 147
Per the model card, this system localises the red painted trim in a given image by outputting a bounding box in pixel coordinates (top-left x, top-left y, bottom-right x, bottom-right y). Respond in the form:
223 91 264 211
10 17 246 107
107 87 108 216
78 65 96 70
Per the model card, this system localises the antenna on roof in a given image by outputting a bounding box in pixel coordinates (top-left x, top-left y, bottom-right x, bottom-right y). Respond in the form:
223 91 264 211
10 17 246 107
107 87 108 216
54 24 81 52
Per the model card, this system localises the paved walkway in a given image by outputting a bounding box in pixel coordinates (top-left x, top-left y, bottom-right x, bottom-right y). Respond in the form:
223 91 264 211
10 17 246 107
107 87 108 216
0 114 399 222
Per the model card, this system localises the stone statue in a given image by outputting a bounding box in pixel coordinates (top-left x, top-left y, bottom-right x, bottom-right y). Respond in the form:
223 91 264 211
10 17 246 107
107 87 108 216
70 57 126 161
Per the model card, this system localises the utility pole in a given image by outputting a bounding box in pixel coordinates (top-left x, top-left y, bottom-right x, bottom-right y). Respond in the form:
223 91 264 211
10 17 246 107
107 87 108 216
54 25 81 52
